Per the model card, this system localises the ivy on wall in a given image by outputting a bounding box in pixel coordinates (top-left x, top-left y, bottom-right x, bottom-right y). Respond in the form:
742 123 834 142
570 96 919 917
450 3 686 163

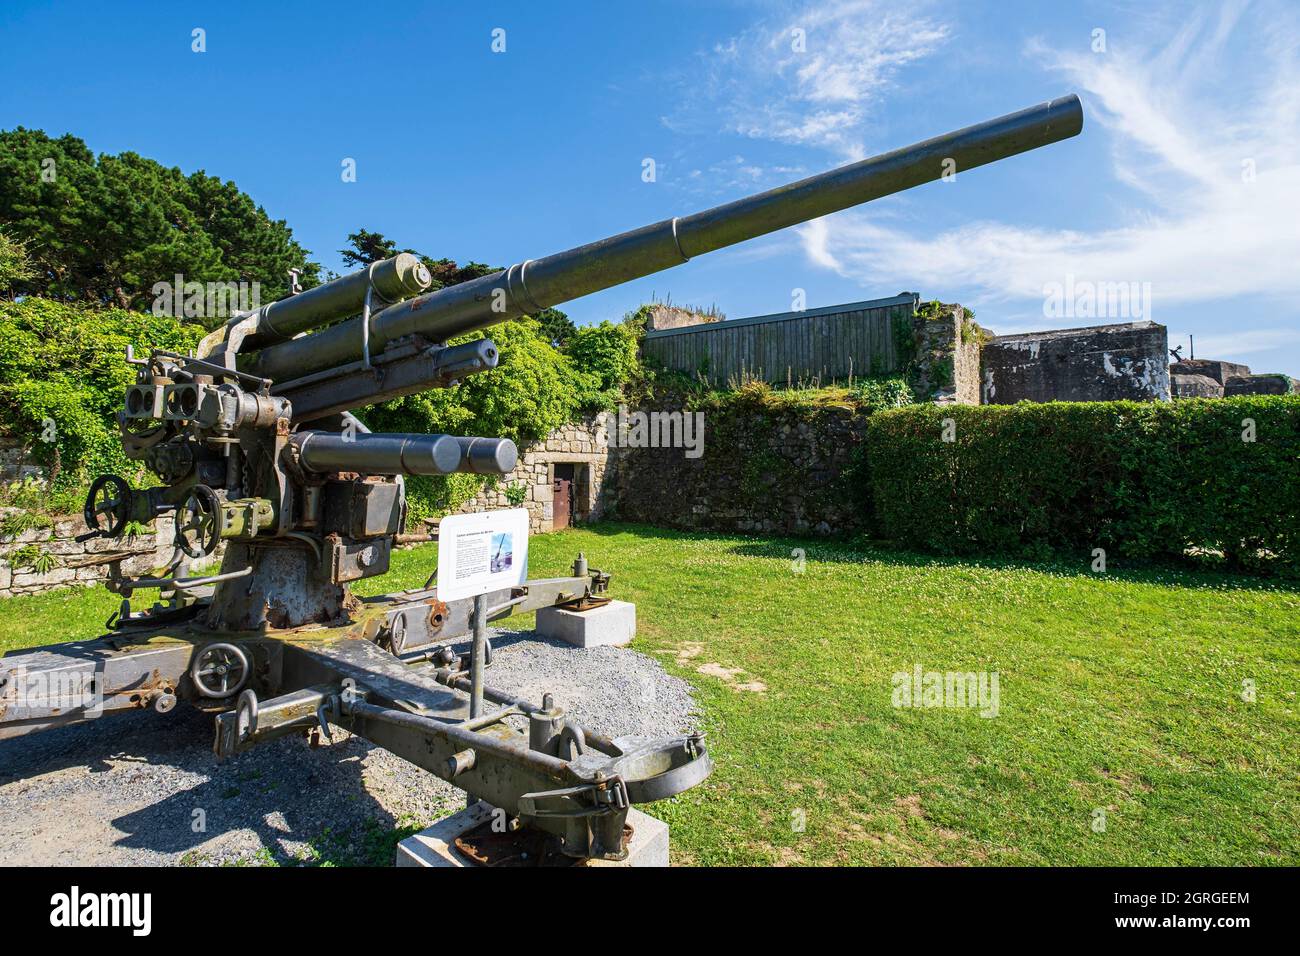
0 298 203 511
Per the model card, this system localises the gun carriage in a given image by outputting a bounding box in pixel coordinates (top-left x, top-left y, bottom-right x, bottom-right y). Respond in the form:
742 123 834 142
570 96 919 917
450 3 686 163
0 96 1083 861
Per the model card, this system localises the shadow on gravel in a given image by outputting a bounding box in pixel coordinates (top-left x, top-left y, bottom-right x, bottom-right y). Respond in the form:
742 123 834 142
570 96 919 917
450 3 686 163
0 703 408 866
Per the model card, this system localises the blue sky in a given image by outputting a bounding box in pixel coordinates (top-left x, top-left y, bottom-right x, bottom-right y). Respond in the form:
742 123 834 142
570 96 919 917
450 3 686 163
2 0 1297 374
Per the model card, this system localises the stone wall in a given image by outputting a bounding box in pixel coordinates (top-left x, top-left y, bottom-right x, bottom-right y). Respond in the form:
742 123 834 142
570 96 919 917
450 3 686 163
1 511 180 599
609 399 868 536
454 414 616 534
0 445 43 482
981 320 1171 404
910 304 984 405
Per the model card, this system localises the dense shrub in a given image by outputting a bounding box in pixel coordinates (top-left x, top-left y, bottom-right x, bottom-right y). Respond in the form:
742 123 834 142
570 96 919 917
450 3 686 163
563 320 640 411
0 297 201 508
866 397 1300 572
852 376 914 412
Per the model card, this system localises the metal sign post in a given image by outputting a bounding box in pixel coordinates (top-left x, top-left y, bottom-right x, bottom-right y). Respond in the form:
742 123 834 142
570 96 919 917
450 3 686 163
468 591 487 808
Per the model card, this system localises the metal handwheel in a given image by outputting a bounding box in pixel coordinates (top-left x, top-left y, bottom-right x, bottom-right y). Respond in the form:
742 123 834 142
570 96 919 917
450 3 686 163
175 484 220 558
190 642 250 698
83 474 132 538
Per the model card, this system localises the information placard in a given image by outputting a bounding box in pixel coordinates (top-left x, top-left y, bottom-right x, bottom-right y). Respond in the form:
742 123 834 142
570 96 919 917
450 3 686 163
435 508 530 602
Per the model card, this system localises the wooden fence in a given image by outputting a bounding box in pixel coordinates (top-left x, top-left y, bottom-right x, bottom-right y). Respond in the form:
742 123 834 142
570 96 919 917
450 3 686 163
640 294 918 386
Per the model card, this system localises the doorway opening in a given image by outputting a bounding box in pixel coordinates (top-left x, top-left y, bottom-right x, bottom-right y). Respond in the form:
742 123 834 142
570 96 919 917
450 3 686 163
551 463 589 530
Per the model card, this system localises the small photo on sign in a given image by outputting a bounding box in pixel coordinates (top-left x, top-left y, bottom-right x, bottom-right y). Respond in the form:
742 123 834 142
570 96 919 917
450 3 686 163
490 532 513 573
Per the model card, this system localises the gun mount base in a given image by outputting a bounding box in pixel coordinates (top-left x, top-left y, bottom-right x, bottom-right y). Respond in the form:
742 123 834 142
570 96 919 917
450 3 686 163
396 801 671 867
0 561 710 860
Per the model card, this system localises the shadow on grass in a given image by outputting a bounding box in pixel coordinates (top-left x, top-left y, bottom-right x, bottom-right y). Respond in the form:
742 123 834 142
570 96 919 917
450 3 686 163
577 521 1300 595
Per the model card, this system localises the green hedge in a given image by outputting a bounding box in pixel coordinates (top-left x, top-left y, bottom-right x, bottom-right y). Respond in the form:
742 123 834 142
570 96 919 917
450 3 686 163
865 397 1300 572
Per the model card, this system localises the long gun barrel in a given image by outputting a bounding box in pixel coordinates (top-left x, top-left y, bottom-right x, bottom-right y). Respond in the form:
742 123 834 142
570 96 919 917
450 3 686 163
248 94 1082 383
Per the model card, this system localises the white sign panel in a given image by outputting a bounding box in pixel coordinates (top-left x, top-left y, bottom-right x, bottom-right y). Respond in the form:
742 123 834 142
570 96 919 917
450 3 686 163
436 508 530 602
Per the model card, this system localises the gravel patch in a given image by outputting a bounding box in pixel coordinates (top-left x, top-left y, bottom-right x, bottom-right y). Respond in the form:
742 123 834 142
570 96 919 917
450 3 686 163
0 629 698 866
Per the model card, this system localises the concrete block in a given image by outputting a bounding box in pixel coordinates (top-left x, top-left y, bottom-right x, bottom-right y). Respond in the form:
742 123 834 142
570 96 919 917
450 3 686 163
1171 373 1223 399
1171 358 1251 386
585 809 669 867
536 600 635 648
982 320 1170 403
396 802 668 867
1224 373 1298 396
396 801 495 867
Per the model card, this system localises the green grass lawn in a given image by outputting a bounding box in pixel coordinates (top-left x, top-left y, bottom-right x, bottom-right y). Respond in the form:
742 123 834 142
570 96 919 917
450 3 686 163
5 522 1298 866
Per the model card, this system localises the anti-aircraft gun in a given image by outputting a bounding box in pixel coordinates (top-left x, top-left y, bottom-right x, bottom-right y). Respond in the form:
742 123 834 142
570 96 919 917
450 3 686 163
0 95 1082 861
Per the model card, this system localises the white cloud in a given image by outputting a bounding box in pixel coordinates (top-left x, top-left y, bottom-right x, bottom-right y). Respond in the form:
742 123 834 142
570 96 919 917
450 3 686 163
1188 328 1299 359
797 1 1300 340
682 0 950 161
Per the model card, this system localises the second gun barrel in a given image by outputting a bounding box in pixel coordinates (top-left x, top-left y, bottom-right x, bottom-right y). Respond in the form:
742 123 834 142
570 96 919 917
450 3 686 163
293 432 518 477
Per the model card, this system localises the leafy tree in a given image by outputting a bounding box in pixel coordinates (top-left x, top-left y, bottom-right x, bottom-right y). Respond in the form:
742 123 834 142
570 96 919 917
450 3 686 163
564 321 639 408
533 306 578 348
422 256 497 289
339 228 399 268
0 228 35 296
363 320 584 446
0 127 320 323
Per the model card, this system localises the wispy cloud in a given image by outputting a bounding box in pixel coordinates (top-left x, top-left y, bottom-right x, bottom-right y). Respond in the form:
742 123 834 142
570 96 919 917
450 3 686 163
672 0 949 162
798 2 1300 335
1189 328 1300 358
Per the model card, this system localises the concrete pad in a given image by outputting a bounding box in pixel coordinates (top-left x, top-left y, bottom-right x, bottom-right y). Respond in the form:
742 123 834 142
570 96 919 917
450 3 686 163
536 600 636 648
396 801 669 867
583 809 669 868
396 801 496 867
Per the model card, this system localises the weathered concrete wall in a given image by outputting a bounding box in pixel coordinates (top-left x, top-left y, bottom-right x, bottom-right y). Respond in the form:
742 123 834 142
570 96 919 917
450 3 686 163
645 304 723 332
1171 359 1250 386
1 511 180 598
954 326 982 406
455 415 615 534
1224 373 1299 396
982 320 1170 404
